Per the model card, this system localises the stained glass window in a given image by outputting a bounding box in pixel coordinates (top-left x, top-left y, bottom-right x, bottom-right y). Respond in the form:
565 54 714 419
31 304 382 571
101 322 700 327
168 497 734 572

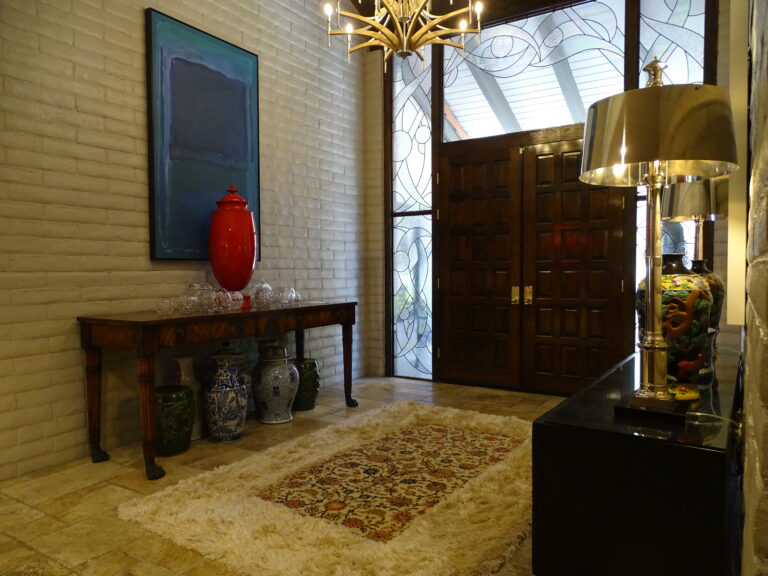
392 49 434 377
393 214 433 377
640 0 705 84
443 0 626 140
393 50 433 213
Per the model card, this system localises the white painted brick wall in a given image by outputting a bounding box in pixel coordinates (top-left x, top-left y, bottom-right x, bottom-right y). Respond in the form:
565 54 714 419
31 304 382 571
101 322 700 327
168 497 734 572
0 0 385 480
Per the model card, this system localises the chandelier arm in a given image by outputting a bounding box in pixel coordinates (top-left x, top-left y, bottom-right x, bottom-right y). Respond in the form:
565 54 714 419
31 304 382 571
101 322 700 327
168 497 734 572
416 38 465 50
404 0 432 45
344 36 389 53
379 0 408 50
412 27 477 49
330 28 396 53
335 9 401 48
410 7 476 45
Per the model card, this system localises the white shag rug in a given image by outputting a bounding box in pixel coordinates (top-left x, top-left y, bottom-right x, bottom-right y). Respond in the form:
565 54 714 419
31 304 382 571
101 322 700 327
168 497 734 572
118 401 532 576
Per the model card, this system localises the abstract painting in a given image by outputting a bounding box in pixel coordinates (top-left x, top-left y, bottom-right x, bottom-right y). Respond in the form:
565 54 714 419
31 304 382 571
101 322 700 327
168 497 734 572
146 9 260 260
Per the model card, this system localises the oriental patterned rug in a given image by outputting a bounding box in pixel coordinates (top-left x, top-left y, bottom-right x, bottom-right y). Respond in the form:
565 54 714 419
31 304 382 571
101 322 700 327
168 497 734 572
118 402 532 576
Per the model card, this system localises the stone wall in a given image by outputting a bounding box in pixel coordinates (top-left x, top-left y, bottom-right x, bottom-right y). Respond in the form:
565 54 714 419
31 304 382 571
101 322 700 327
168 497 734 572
743 0 768 572
0 0 385 479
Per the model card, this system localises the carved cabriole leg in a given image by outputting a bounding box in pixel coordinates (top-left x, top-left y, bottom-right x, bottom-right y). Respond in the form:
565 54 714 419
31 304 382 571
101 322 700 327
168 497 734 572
84 347 109 462
342 322 357 407
137 352 165 480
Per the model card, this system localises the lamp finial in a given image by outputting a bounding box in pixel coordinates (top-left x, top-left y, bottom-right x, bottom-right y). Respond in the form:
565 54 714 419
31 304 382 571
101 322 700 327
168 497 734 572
643 57 667 87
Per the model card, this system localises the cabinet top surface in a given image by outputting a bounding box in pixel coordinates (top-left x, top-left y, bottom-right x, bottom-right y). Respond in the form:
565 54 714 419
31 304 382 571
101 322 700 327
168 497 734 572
535 350 740 452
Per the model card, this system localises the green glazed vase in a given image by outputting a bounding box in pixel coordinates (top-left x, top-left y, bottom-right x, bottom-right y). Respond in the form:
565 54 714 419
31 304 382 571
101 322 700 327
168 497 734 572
291 358 320 411
155 384 195 456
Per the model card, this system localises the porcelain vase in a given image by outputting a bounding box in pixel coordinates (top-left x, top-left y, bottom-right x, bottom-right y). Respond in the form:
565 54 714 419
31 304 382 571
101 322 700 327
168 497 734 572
253 343 300 424
690 259 725 388
204 343 248 442
636 253 712 393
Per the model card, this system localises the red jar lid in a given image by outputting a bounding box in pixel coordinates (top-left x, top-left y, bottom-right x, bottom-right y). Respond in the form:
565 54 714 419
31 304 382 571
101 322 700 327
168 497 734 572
216 184 249 210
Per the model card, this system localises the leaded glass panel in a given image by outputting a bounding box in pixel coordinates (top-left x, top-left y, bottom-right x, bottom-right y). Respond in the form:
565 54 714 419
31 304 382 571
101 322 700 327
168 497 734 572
393 214 433 378
393 48 433 213
443 0 626 140
640 0 705 84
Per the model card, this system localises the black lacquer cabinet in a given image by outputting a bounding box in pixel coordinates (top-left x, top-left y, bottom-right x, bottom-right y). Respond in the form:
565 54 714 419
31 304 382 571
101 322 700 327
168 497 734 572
532 352 743 576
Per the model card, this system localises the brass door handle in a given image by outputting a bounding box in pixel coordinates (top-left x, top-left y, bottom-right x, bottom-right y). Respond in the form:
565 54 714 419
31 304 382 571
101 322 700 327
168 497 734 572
524 285 533 305
511 286 520 304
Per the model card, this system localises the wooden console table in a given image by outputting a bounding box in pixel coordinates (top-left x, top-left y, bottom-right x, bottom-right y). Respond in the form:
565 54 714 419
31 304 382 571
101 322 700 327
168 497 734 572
78 300 357 480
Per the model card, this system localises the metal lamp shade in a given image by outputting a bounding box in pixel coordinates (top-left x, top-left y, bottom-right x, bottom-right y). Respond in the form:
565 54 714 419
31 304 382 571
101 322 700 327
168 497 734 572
661 177 729 222
580 84 739 187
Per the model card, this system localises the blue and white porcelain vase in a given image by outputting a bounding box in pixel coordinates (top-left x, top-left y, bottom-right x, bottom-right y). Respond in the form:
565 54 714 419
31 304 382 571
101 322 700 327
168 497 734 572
253 342 300 424
204 342 248 442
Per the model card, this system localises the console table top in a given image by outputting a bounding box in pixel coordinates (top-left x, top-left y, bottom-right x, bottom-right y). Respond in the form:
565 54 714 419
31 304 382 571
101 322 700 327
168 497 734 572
77 299 358 325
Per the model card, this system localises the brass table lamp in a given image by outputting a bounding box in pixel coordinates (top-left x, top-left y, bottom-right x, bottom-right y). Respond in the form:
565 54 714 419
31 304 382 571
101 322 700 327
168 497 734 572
579 60 738 416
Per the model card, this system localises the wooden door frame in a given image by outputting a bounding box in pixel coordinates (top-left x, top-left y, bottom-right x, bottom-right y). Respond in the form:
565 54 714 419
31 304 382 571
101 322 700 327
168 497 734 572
384 0 721 378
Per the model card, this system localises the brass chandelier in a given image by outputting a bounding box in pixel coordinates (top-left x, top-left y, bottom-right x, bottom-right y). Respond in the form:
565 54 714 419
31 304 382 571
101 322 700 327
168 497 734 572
323 0 484 63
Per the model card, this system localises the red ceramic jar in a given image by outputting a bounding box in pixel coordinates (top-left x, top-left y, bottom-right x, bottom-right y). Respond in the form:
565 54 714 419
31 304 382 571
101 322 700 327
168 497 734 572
208 185 257 293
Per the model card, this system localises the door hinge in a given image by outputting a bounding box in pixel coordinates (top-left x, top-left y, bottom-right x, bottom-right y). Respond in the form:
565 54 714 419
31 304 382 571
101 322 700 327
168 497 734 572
622 195 625 210
621 280 624 293
437 347 441 359
437 277 440 290
436 171 440 185
436 208 440 221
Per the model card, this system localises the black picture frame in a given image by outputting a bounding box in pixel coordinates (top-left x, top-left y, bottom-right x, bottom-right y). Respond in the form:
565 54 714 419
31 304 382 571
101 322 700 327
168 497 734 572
146 8 260 260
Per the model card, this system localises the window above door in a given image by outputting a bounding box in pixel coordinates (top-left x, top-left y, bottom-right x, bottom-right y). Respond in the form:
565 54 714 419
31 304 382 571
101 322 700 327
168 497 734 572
442 0 707 142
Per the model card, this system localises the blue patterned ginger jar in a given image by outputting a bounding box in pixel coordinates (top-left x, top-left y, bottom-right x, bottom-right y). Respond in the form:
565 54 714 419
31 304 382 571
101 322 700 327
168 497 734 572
205 342 248 442
254 343 300 424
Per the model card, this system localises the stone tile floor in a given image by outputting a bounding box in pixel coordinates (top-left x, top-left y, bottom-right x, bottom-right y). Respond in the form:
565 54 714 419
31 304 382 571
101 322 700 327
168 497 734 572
0 377 564 575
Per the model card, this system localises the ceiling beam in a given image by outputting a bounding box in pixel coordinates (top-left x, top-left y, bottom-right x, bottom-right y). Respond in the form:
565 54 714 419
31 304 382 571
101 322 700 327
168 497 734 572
552 60 586 124
467 64 522 133
443 102 468 140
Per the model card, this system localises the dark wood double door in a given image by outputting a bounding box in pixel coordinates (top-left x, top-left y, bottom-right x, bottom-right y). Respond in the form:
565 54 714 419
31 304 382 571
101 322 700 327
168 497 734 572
435 127 635 395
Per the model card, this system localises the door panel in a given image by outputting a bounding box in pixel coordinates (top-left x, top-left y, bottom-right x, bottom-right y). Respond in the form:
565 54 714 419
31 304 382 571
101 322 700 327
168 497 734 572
437 146 522 387
435 128 633 395
522 141 627 395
